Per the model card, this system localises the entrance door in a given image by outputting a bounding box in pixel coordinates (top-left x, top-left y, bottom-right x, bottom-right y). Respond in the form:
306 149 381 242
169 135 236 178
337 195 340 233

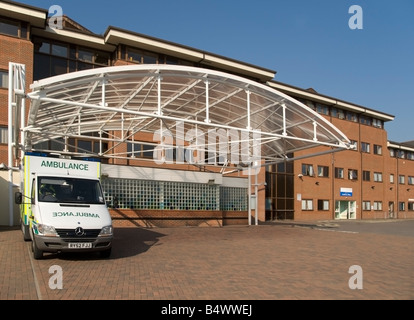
388 202 395 219
335 201 356 220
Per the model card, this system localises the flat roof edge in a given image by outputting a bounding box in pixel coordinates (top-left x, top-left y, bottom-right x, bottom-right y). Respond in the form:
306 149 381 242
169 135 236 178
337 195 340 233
105 26 276 81
268 80 395 122
0 0 47 28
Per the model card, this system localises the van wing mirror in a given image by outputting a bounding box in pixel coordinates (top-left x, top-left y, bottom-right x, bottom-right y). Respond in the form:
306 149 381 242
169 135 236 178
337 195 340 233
15 192 23 204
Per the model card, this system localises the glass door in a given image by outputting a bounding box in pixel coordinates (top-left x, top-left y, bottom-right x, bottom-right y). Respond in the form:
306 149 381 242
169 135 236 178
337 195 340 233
335 201 356 219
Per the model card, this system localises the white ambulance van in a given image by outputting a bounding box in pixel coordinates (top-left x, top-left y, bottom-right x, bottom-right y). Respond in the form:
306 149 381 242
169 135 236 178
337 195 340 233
15 152 113 259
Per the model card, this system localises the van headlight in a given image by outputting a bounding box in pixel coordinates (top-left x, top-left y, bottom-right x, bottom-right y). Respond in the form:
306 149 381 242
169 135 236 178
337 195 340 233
37 224 58 237
99 225 113 237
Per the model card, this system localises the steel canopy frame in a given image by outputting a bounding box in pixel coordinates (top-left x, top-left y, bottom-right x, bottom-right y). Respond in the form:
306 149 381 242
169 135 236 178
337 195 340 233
9 63 352 226
22 65 351 161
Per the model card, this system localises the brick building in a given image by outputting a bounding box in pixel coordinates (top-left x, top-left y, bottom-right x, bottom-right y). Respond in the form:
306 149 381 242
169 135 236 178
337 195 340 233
1 0 413 226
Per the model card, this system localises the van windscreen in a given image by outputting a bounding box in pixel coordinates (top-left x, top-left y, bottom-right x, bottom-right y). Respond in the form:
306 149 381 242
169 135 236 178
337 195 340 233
38 177 105 204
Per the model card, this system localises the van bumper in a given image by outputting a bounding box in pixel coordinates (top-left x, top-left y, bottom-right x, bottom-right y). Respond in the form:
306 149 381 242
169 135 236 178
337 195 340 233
33 234 112 253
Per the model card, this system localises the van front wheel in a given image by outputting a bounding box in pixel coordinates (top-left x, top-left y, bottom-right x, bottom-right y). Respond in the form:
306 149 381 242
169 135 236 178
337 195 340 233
32 239 43 260
21 222 31 241
100 248 111 259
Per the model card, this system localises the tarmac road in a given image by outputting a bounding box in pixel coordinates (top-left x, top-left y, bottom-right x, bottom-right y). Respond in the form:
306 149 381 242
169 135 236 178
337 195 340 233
275 218 414 237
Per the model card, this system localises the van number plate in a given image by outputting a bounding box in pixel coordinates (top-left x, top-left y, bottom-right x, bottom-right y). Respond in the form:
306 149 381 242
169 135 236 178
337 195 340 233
68 243 92 249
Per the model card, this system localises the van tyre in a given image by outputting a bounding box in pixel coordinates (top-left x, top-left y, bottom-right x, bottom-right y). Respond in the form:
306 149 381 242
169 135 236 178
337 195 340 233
21 222 31 241
32 239 43 260
100 248 111 258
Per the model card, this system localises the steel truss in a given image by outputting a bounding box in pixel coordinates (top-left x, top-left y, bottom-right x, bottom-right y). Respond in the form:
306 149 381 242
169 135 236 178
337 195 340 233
8 64 352 225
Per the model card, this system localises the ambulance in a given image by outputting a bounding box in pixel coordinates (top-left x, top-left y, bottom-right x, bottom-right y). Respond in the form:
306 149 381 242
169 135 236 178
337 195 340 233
15 152 113 259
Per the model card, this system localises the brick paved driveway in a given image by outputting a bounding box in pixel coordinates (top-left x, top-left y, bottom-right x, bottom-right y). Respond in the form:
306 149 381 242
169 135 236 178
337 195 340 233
1 220 413 301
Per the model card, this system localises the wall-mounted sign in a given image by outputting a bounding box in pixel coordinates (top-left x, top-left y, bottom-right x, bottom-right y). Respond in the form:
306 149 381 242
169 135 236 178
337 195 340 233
340 187 353 197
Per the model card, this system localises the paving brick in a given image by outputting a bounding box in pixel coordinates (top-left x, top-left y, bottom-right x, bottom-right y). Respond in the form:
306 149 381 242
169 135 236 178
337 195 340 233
0 222 413 301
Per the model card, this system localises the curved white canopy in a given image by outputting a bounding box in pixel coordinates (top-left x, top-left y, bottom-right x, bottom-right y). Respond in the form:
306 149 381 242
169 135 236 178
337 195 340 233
24 64 351 168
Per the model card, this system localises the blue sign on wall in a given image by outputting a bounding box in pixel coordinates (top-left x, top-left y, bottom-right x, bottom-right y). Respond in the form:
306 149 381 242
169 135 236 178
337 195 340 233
340 188 353 197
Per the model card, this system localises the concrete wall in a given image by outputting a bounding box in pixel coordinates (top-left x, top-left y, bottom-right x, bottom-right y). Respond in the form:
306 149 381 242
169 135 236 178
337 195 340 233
0 171 20 226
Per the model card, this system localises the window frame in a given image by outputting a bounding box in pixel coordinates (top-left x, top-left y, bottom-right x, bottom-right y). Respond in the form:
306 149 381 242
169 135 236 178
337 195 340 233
0 126 8 144
317 199 329 211
335 167 344 179
374 172 383 183
0 17 28 39
317 165 329 178
301 199 313 211
349 169 358 181
362 201 371 211
374 144 383 155
0 70 8 89
361 142 370 153
302 164 315 177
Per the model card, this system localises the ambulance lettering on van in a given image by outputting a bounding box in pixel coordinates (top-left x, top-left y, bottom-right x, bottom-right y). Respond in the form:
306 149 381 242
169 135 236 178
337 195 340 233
41 160 89 171
15 152 113 260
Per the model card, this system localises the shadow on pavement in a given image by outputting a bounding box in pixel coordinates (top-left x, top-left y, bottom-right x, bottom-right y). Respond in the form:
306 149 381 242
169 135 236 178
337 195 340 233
41 227 167 261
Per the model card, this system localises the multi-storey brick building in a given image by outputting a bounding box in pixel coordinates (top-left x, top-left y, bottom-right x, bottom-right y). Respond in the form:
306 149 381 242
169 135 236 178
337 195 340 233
1 1 413 226
267 81 414 221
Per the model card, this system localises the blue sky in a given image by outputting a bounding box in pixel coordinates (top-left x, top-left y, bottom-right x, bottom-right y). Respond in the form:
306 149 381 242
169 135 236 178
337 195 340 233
17 0 414 142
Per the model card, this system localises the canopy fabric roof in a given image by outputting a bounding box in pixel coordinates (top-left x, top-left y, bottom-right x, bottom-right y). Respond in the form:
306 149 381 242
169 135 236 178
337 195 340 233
24 65 351 169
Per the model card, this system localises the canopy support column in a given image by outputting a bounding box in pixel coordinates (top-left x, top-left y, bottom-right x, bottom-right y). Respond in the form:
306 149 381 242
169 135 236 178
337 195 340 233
205 80 210 123
8 62 26 226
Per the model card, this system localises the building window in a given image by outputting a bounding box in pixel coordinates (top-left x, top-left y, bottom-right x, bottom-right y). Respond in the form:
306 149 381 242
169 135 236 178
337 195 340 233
317 165 329 177
398 150 405 159
399 175 405 184
220 187 248 211
302 164 314 177
360 115 372 126
346 112 358 122
374 144 383 155
361 142 370 153
304 100 315 110
126 47 158 64
399 202 405 211
408 176 414 185
0 17 27 38
373 201 383 211
407 152 414 160
0 126 7 144
52 43 69 58
389 148 395 157
374 172 383 182
363 171 370 181
316 103 329 115
301 199 313 211
331 107 345 119
317 200 329 211
349 169 358 180
362 201 371 211
34 37 110 80
335 167 344 179
0 70 8 88
408 203 414 211
373 118 383 128
127 142 142 158
390 174 394 184
350 140 358 151
100 178 232 211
